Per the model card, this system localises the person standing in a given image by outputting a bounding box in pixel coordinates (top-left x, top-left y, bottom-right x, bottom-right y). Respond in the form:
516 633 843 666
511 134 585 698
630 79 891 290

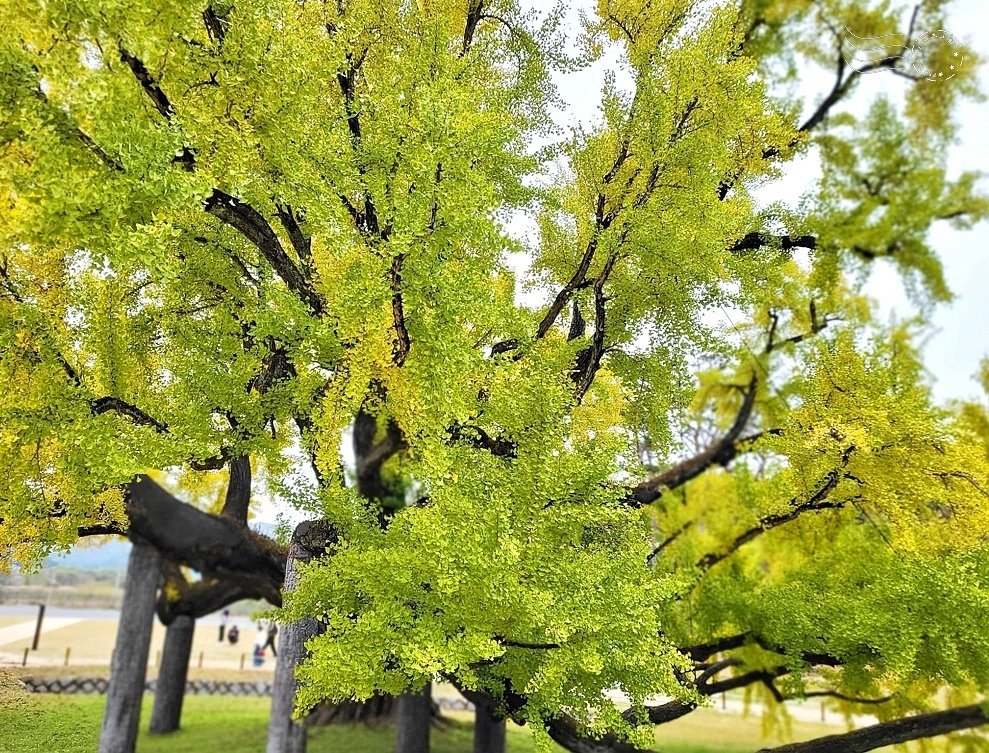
262 620 278 657
252 623 266 667
218 609 230 642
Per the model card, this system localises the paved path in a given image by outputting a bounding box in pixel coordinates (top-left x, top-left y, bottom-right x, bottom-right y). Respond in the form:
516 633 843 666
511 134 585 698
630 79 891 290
0 618 83 647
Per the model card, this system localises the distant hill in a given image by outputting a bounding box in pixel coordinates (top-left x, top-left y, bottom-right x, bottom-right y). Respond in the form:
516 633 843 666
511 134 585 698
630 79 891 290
46 522 278 571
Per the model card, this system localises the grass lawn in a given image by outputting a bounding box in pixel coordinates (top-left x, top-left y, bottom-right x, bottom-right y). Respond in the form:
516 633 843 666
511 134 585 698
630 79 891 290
0 679 904 753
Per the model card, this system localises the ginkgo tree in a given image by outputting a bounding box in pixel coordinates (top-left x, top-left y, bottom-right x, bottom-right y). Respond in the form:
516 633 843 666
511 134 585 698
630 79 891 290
2 0 989 751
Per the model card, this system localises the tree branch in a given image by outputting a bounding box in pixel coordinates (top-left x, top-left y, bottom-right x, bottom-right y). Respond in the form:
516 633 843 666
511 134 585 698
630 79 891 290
275 203 314 277
573 253 617 402
118 45 174 120
627 377 758 506
695 452 856 572
77 476 286 605
204 189 325 315
462 1 485 56
757 703 989 753
89 395 169 433
390 252 411 366
730 233 817 255
220 455 251 521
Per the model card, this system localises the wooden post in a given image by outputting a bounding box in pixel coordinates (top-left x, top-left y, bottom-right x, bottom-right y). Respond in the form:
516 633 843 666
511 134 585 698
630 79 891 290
266 520 336 753
22 647 28 666
821 702 826 723
31 603 45 650
98 541 161 753
149 614 195 734
198 651 204 668
240 653 246 671
64 647 71 666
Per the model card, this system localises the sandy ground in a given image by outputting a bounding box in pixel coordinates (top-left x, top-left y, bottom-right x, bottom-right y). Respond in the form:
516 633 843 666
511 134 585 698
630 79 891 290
0 606 274 676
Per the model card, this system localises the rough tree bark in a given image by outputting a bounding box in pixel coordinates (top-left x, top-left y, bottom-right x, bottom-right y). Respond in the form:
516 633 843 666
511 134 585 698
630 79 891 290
396 683 433 753
473 704 506 753
266 520 337 753
98 540 161 753
758 703 989 753
78 474 286 605
148 614 195 734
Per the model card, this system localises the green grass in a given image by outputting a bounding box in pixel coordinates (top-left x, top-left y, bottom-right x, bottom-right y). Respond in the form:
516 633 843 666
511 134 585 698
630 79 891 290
0 687 903 753
0 694 553 753
0 692 784 753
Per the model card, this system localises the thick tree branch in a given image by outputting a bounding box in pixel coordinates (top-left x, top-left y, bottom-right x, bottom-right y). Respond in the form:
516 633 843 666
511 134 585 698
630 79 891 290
758 702 989 753
462 1 485 56
221 455 251 521
730 233 817 255
353 410 406 502
275 204 314 276
90 396 169 433
545 716 653 753
390 253 411 366
83 475 287 605
204 189 325 315
448 422 518 458
118 45 174 120
156 561 257 624
573 253 617 402
202 5 228 47
117 44 195 168
627 377 758 507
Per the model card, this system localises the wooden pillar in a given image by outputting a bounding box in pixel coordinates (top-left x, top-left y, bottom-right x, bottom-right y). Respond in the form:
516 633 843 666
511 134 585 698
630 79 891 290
149 614 195 733
98 541 161 753
266 521 336 753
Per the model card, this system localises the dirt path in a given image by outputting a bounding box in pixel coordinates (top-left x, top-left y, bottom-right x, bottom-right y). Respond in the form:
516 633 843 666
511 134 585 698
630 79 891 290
0 619 83 648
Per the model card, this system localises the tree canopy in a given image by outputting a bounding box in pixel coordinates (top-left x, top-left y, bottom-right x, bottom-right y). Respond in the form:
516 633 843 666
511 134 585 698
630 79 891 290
1 0 989 751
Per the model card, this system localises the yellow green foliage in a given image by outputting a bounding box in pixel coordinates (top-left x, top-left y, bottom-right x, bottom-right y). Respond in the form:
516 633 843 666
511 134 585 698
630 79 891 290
0 0 987 746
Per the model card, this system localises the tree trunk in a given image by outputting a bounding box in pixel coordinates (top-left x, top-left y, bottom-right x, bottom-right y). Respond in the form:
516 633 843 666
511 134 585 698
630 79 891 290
99 541 161 753
266 521 336 753
473 705 506 753
396 683 432 753
149 614 195 733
